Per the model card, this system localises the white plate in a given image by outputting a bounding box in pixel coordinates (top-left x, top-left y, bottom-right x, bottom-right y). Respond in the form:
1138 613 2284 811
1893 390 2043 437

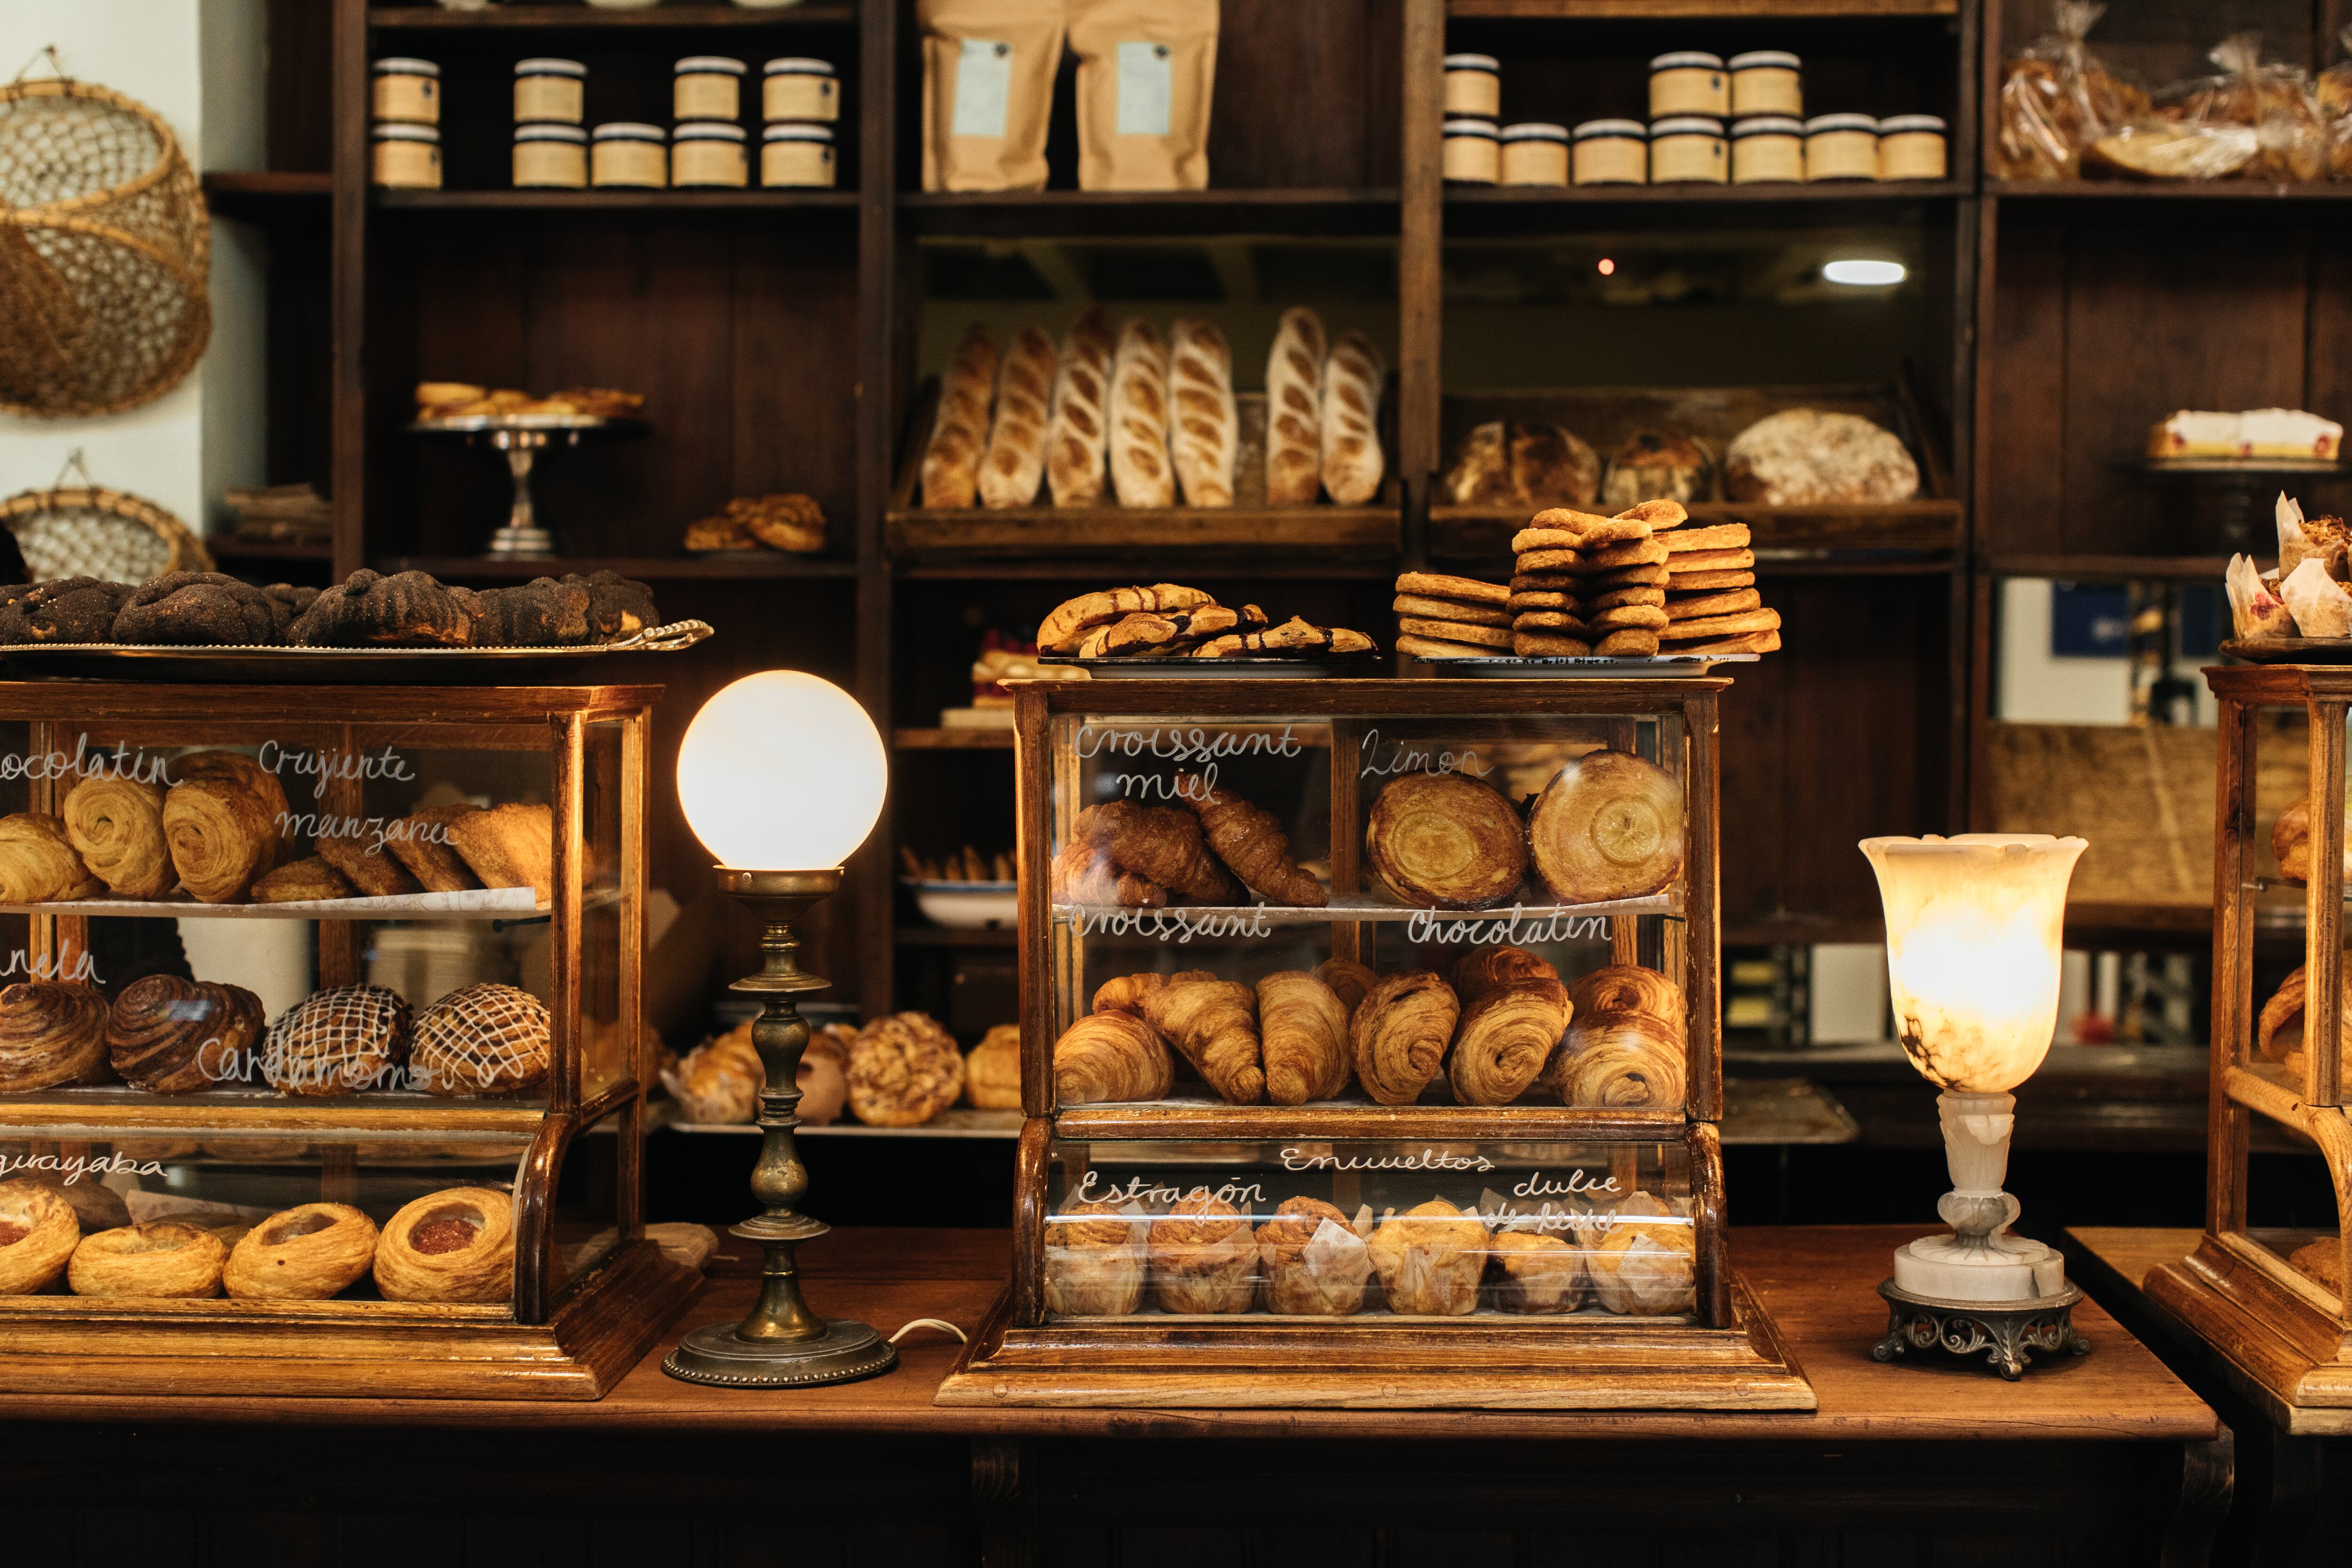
906 879 1018 928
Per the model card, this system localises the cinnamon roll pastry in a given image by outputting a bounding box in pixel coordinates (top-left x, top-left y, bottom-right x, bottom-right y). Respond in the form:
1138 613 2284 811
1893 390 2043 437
1587 1194 1696 1315
0 1179 79 1293
1256 970 1353 1104
61 775 173 897
1367 1199 1490 1315
386 805 485 894
1051 1011 1176 1104
1488 1229 1588 1313
259 984 412 1096
1140 976 1264 1103
409 982 551 1096
1254 1195 1371 1314
317 826 421 899
1147 1192 1260 1314
1450 945 1560 1004
1447 977 1571 1106
162 779 278 903
224 1202 379 1300
1527 749 1684 905
1349 970 1460 1106
109 974 265 1093
373 1186 516 1303
1313 957 1378 1015
0 812 103 902
171 749 293 866
845 1011 965 1126
0 979 110 1092
251 856 356 903
1365 772 1528 909
68 1222 227 1298
1043 1197 1146 1316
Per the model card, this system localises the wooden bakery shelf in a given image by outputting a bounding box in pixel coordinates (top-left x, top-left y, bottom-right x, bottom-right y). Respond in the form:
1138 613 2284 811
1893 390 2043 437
0 1091 552 1137
887 505 1403 561
1988 179 2352 203
1450 0 1954 15
373 190 861 213
900 188 1400 239
367 3 858 28
381 554 859 581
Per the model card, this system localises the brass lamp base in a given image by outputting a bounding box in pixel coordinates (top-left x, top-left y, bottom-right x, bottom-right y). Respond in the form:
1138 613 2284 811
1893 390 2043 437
665 1313 897 1388
1871 1280 2090 1380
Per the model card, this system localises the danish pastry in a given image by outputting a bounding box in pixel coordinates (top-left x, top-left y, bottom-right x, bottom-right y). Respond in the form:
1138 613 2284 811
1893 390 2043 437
1043 1197 1146 1316
409 982 551 1096
251 856 356 903
845 1011 965 1126
0 812 103 902
445 802 554 901
0 1179 80 1293
1527 749 1684 905
109 974 265 1093
61 775 173 897
1255 1195 1371 1314
1365 772 1528 909
259 984 413 1096
964 1022 1022 1108
1367 1199 1489 1315
224 1203 380 1300
373 1186 515 1303
317 826 421 899
69 1222 227 1297
1148 1191 1260 1314
1051 1011 1176 1104
0 979 110 1092
1349 970 1460 1106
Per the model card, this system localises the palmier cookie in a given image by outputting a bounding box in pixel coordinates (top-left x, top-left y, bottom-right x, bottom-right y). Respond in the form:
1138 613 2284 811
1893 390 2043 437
1580 564 1669 590
1398 616 1511 649
1513 631 1591 657
1595 629 1660 656
1513 610 1587 633
1585 586 1666 612
1510 571 1579 593
1393 594 1510 628
1512 527 1581 553
1572 539 1669 571
1667 548 1755 574
1612 499 1687 530
1395 573 1508 606
1506 590 1573 613
1528 506 1610 533
1665 568 1753 592
1667 587 1761 620
1683 629 1781 655
1660 607 1781 641
1398 633 1494 660
1589 604 1669 631
1516 548 1580 573
1661 523 1750 554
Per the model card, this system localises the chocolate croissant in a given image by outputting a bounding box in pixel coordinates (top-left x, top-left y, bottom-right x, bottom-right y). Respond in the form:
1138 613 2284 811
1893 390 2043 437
1448 977 1571 1106
1175 771 1326 907
171 749 293 867
1140 976 1264 1103
1256 970 1352 1104
1349 970 1459 1106
1051 1011 1176 1104
1365 772 1527 908
1547 1009 1685 1112
162 779 277 903
1313 957 1377 1015
0 812 103 903
61 776 173 898
0 980 111 1093
1450 945 1560 1004
109 974 265 1094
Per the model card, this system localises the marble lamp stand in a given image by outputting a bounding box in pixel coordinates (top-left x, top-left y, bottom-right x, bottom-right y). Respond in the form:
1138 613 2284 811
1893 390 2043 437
1872 1090 2091 1380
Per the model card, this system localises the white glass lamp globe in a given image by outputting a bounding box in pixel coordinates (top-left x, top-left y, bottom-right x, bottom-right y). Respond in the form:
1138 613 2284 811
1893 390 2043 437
676 672 887 870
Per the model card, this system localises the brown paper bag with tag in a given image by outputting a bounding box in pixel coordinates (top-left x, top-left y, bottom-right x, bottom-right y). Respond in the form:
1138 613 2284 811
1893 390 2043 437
1070 0 1219 191
920 0 1064 191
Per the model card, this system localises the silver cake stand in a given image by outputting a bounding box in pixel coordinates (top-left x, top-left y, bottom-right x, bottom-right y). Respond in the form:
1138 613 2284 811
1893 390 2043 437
410 413 649 558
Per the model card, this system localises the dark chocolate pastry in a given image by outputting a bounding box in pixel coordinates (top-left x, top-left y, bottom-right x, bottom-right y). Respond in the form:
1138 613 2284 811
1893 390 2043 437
474 576 591 646
262 583 320 638
0 577 135 644
112 572 280 646
564 571 658 641
288 569 481 647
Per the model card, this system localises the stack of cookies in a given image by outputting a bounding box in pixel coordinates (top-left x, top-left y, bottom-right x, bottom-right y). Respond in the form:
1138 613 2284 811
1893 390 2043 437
1391 572 1515 660
1509 501 1781 658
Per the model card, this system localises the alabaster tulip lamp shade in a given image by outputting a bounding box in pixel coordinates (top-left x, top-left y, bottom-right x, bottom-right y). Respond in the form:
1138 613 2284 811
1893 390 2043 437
1859 833 2095 1377
664 671 897 1389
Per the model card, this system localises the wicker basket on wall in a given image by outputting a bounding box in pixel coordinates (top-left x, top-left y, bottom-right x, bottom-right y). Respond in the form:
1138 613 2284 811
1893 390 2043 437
0 470 214 584
0 71 212 419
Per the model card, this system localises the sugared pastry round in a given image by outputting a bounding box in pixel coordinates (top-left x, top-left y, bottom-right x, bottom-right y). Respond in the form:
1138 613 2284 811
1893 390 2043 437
0 811 103 902
845 1011 965 1126
110 571 280 645
409 982 550 1096
62 775 173 897
373 1186 515 1303
110 974 265 1093
0 979 111 1092
68 1221 227 1297
224 1202 380 1300
0 576 133 644
0 1179 80 1293
288 568 482 648
1527 749 1685 905
1365 771 1528 909
251 855 356 903
260 984 413 1096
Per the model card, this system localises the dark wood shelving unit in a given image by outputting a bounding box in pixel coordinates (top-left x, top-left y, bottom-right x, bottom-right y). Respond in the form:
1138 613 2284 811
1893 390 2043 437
380 554 860 580
1451 0 1955 14
1988 179 2352 202
1447 179 1968 204
373 188 861 211
893 729 1014 750
366 4 858 29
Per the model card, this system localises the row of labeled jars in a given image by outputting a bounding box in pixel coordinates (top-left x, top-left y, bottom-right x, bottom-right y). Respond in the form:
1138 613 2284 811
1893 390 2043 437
1443 113 1947 187
1445 49 1808 123
375 121 835 190
372 55 840 127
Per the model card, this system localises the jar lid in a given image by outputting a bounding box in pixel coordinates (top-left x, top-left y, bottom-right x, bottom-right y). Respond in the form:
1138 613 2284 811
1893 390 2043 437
515 58 586 78
373 57 440 77
1728 51 1802 71
764 57 837 76
1572 118 1648 140
1805 113 1881 133
1651 52 1724 72
764 123 836 143
675 56 747 75
1500 122 1570 143
373 122 440 142
1650 116 1726 136
1443 118 1500 139
1443 53 1501 72
673 121 748 142
516 123 589 143
592 121 667 143
1730 116 1805 137
1877 114 1947 134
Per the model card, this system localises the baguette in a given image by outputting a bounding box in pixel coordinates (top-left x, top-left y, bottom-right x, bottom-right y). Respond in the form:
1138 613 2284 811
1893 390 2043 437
1320 329 1385 505
919 324 998 509
1108 318 1176 508
1046 307 1115 507
1167 318 1237 508
1265 307 1327 505
978 326 1057 509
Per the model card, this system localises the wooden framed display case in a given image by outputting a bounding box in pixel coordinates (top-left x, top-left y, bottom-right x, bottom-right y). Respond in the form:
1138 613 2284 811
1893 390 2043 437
0 682 696 1400
2150 664 2352 1434
938 676 1813 1410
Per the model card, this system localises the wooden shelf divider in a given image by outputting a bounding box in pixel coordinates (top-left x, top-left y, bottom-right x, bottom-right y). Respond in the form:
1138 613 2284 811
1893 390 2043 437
893 728 1015 750
1450 0 1954 15
379 555 860 581
367 4 858 28
887 506 1402 560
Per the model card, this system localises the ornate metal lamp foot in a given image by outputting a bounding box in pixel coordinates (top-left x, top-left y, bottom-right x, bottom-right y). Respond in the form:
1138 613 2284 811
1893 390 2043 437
1871 1281 2090 1380
662 868 898 1391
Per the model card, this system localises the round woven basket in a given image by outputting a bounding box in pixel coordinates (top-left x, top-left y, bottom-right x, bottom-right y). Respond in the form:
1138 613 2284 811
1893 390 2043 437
0 75 212 419
0 482 213 584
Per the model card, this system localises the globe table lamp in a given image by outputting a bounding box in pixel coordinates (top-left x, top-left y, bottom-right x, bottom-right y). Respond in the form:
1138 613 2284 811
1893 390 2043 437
663 671 896 1388
1859 833 2095 1379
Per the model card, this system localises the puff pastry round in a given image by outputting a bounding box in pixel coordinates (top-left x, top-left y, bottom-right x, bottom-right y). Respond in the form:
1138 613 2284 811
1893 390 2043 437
1528 750 1684 905
68 1221 227 1297
0 979 111 1093
373 1186 515 1303
225 1202 380 1300
1043 1197 1145 1316
1147 1191 1260 1314
1254 1195 1370 1315
1349 970 1460 1106
1365 772 1528 909
62 775 174 897
0 1178 80 1293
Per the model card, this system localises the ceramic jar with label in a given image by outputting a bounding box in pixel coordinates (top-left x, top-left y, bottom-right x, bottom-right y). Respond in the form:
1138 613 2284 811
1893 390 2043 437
513 123 588 188
513 58 584 125
1499 122 1569 186
763 58 838 122
372 58 440 126
1443 118 1501 184
1444 54 1501 118
590 122 667 189
1728 52 1802 118
372 123 441 189
1649 116 1727 184
762 123 836 187
673 56 746 122
1649 53 1728 120
1571 119 1647 185
1877 114 1947 179
1804 113 1880 180
1730 116 1804 183
672 122 748 188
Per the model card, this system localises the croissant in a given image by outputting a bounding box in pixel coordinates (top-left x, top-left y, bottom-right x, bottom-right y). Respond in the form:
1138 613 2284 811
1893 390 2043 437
1141 976 1264 1103
2273 795 2352 882
1094 971 1179 1016
1350 970 1460 1105
1448 978 1570 1106
1366 772 1527 908
1089 799 1236 903
1256 970 1353 1104
162 779 277 902
61 776 173 897
1450 946 1560 1004
1567 964 1686 1031
1175 771 1326 906
2257 966 2345 1070
1528 750 1684 905
172 749 293 866
1051 1011 1176 1104
0 980 111 1092
0 813 103 902
1051 836 1165 907
1313 958 1377 1014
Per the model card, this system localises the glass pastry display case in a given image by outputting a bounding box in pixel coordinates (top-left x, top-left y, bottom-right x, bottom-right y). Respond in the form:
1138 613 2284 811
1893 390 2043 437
938 677 1814 1409
2151 664 2352 1433
0 682 695 1399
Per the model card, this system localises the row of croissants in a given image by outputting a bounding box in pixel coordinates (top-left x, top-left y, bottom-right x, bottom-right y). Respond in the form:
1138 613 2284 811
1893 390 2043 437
1047 1189 1694 1319
920 306 1385 511
1052 947 1686 1110
1053 770 1325 909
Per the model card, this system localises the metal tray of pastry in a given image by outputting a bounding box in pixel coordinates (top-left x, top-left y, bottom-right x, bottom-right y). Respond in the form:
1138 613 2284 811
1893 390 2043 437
2220 636 2352 665
1408 654 1759 677
1038 652 1386 679
0 620 713 683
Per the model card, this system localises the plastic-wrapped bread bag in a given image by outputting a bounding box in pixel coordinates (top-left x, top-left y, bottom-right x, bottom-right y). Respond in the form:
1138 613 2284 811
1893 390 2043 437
2315 29 2352 178
2092 33 2323 182
1994 0 2146 178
